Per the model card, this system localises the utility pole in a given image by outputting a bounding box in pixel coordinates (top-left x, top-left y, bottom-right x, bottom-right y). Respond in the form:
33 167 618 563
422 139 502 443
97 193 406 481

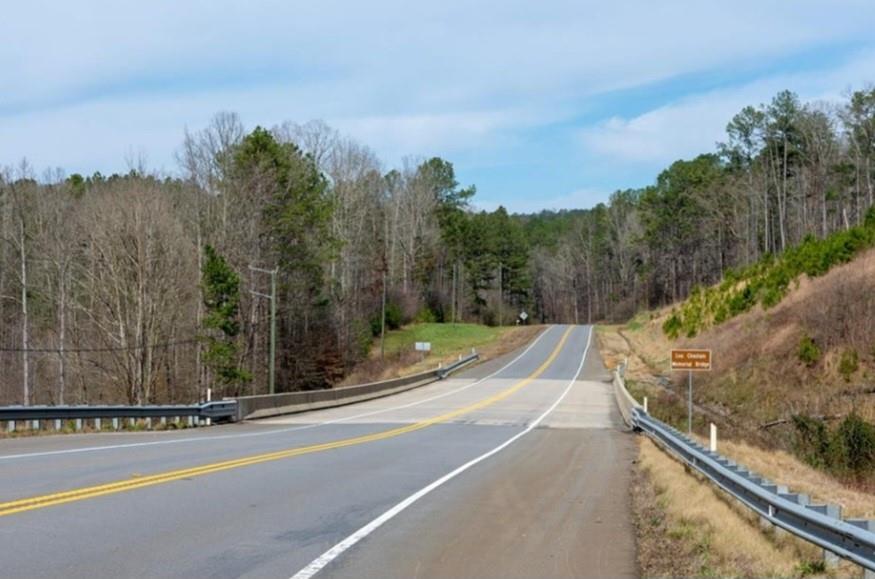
20 217 29 406
497 262 503 326
451 261 457 325
380 269 387 360
249 265 278 395
572 275 579 325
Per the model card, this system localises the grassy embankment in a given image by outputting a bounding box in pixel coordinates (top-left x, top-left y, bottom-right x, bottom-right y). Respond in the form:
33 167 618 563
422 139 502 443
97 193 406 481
340 322 543 385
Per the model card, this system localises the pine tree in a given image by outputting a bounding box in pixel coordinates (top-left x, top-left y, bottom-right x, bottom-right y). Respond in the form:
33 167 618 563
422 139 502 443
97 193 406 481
201 244 250 395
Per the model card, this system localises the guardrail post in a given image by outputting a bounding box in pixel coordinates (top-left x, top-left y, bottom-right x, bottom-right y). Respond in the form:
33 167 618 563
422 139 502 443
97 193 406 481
187 416 194 428
759 483 789 532
74 418 82 431
6 420 14 433
128 417 136 429
807 504 842 568
847 521 875 579
54 419 62 431
160 417 167 427
94 418 101 430
145 417 152 429
31 419 39 431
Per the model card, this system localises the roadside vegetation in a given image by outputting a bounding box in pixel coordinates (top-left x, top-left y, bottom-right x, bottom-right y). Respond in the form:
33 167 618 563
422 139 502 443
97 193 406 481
601 324 874 576
380 323 509 358
341 322 541 384
663 209 875 339
633 437 815 578
4 85 875 409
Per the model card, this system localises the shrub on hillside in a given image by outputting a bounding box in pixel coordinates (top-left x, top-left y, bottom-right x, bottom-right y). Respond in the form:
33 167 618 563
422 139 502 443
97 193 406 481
793 413 875 478
727 285 756 317
663 312 682 339
369 301 404 336
662 215 875 339
797 334 821 367
791 415 831 469
414 307 438 324
829 414 875 476
839 349 859 382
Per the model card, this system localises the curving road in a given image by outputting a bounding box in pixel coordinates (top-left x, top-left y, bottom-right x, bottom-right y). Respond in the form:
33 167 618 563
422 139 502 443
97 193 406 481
0 324 636 578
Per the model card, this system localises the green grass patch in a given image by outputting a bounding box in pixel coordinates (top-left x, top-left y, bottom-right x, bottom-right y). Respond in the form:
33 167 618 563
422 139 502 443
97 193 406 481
380 322 512 358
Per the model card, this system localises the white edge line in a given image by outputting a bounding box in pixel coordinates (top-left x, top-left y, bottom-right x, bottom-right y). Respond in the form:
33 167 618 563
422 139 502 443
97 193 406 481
289 325 593 579
0 326 557 462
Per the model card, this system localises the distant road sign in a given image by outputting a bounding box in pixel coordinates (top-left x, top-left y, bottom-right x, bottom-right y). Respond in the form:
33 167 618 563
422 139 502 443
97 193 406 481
415 342 431 352
671 349 712 371
519 311 528 321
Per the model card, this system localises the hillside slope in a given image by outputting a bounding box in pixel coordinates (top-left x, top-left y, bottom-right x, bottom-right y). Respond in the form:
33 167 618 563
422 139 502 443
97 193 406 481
603 245 875 488
680 247 875 429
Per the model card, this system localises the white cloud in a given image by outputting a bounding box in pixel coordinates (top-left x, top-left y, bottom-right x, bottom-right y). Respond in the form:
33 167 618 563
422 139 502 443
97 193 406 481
2 0 875 196
4 0 874 116
577 48 875 167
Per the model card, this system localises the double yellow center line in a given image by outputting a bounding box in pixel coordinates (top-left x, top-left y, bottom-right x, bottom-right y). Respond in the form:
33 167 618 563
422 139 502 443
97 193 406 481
0 327 574 518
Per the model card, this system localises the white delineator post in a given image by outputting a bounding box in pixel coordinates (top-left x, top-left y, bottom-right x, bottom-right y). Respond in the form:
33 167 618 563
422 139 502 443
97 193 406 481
205 387 212 426
710 423 717 452
643 396 648 413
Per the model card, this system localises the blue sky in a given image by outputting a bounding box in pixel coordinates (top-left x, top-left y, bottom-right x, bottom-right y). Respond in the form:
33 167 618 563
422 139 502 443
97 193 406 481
3 1 875 213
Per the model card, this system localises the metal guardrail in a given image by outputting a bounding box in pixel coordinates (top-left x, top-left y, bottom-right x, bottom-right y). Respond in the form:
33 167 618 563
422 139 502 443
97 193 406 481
0 353 481 429
236 353 480 421
0 401 237 422
611 366 875 572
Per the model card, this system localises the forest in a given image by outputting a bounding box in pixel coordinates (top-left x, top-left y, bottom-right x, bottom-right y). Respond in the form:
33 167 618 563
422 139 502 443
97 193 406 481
2 86 874 405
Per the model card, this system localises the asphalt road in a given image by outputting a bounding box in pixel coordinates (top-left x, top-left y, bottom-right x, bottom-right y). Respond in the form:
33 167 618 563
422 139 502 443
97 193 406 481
0 324 636 579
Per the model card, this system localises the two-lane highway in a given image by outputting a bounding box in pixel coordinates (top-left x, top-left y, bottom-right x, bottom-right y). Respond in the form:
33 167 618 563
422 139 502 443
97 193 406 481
0 325 636 578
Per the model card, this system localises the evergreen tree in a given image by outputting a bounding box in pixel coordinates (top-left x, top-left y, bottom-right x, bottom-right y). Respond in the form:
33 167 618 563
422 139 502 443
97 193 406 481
201 245 250 395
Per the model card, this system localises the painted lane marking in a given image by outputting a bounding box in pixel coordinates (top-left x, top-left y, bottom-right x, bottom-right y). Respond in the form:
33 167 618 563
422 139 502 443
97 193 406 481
0 326 557 462
0 327 573 518
289 325 593 579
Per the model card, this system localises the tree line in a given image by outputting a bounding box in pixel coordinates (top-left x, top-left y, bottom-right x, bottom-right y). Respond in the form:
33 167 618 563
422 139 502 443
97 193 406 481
2 86 874 405
526 87 875 325
0 116 529 405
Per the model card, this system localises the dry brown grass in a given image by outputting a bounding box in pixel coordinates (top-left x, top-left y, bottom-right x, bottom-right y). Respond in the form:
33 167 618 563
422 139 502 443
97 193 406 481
694 435 875 520
676 249 875 427
634 437 811 578
601 321 874 576
597 322 668 384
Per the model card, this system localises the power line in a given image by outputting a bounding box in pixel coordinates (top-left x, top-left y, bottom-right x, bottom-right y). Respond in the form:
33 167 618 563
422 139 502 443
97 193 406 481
0 339 200 353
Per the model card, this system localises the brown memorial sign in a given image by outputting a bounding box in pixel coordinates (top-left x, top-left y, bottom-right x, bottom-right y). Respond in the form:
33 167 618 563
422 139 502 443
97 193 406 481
671 349 712 371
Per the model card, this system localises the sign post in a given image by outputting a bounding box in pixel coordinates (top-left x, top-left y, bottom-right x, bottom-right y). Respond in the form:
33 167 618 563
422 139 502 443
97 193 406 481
670 349 712 433
415 341 431 361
